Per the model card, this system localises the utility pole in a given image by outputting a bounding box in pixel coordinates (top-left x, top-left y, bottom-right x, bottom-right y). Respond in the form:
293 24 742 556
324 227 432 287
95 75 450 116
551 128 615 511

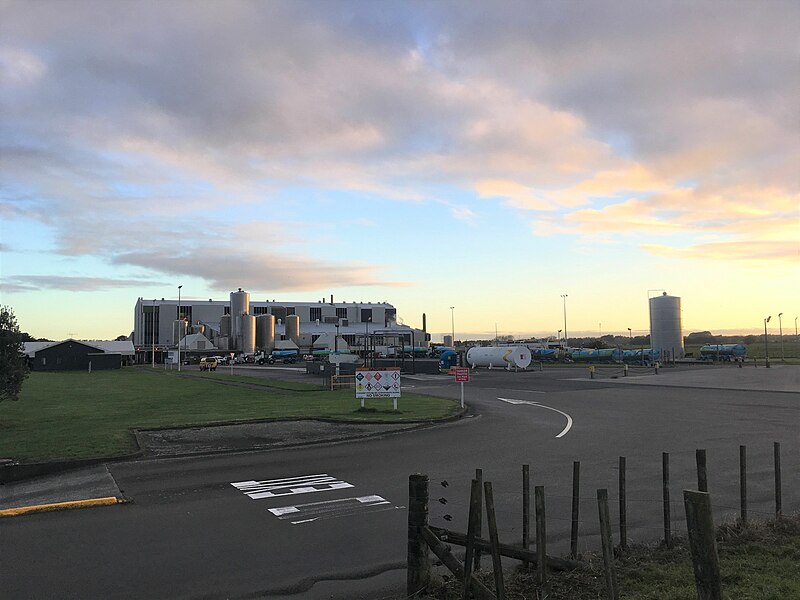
177 285 182 371
561 294 569 348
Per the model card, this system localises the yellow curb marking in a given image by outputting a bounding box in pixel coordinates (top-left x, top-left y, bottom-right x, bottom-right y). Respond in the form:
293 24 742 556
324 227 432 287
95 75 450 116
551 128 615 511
0 496 122 518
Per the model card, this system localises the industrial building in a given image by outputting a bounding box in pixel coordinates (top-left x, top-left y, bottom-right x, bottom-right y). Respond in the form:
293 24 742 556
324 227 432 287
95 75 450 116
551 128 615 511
132 290 430 363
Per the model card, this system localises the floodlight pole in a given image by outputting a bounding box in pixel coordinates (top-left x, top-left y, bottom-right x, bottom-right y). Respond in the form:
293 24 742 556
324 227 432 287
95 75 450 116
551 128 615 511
152 299 156 369
778 313 784 361
450 306 455 347
561 294 568 348
177 285 182 371
764 316 771 368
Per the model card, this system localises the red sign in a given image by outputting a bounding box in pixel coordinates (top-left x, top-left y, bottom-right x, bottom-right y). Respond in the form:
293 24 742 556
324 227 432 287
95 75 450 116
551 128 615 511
454 368 470 382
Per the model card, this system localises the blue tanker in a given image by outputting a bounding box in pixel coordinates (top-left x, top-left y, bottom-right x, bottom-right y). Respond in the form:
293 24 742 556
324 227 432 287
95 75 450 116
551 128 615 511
699 344 747 361
568 348 623 363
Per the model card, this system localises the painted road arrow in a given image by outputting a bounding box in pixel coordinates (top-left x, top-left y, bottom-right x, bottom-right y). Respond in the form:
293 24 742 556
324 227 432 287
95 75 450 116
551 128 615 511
497 398 573 438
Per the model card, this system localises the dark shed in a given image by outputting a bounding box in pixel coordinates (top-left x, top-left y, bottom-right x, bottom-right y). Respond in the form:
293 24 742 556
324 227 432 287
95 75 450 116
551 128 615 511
33 340 122 371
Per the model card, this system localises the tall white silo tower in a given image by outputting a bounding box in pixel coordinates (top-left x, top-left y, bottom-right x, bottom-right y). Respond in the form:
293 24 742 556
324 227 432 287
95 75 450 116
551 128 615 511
649 292 684 361
229 288 250 351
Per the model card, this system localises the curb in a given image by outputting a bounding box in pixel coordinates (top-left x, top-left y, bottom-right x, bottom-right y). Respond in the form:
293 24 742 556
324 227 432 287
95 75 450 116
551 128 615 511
0 496 124 518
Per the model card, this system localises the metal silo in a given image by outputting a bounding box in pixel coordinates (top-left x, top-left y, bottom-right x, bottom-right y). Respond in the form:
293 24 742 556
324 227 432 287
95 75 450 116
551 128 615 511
242 314 256 354
257 314 276 352
649 292 684 361
173 320 187 345
220 315 231 337
286 314 301 344
230 288 250 349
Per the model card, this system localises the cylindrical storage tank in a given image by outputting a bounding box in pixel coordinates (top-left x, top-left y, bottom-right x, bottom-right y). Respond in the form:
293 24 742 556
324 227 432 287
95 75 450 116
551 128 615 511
220 315 231 337
230 288 250 344
241 314 256 354
173 320 187 345
466 346 532 370
256 314 276 352
286 314 301 344
649 292 684 360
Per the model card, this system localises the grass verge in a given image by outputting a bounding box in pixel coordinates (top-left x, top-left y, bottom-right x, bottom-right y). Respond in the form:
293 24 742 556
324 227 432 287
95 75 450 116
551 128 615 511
422 515 800 599
0 368 459 463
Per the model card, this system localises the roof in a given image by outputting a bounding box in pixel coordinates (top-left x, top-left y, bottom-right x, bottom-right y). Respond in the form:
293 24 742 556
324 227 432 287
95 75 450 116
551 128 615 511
24 339 136 358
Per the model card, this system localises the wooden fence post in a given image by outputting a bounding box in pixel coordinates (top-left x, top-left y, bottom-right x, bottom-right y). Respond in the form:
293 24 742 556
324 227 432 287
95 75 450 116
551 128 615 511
475 468 483 571
662 452 672 548
739 445 747 527
696 449 708 492
684 490 723 600
484 481 506 600
619 456 627 550
407 474 430 597
597 489 619 600
570 460 580 559
774 442 782 518
522 464 530 566
463 478 482 600
535 486 548 593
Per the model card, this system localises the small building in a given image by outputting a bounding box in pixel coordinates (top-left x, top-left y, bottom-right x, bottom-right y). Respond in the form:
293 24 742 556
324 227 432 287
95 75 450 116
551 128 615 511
24 339 135 371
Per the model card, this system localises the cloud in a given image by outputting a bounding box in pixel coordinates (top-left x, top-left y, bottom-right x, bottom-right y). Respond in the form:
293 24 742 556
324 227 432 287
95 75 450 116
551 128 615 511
0 0 797 276
642 241 799 263
1 275 168 293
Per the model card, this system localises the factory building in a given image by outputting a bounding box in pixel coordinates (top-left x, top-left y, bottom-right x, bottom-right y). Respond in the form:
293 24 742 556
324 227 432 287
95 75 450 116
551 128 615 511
649 292 684 361
132 290 429 362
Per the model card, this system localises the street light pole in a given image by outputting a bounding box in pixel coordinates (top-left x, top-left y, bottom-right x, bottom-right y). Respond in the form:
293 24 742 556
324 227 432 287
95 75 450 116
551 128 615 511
778 313 784 361
561 294 568 348
450 306 455 347
795 316 798 346
152 299 156 369
177 285 182 371
764 316 771 368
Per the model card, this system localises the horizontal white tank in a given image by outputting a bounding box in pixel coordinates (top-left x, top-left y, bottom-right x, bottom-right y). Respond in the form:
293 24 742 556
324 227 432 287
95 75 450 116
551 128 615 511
466 346 532 370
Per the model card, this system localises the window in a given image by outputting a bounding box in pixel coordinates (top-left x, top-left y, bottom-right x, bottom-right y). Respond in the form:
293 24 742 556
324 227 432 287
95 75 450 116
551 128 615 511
311 335 320 343
310 307 322 321
361 308 372 323
253 306 269 315
286 307 295 316
41 357 46 366
336 307 348 319
223 306 230 315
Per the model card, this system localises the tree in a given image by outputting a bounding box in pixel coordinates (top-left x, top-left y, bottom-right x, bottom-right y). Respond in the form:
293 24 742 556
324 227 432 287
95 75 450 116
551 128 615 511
0 305 29 402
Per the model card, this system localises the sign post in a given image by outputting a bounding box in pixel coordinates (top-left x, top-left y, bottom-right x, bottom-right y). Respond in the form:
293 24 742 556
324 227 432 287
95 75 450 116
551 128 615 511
454 367 469 408
355 368 402 410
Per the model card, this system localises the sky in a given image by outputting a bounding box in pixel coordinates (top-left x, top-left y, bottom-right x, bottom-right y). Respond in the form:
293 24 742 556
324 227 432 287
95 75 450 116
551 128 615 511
1 0 798 342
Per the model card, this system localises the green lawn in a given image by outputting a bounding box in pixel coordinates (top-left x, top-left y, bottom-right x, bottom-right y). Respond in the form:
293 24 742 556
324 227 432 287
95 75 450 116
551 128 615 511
423 516 800 599
0 368 459 463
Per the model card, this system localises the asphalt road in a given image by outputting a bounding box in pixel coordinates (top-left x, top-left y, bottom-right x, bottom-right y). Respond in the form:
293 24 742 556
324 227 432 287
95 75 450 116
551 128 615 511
2 365 798 599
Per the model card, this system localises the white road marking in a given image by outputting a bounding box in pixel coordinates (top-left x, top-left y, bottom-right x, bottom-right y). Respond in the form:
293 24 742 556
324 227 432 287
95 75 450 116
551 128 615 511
267 495 398 525
497 397 574 438
231 474 354 499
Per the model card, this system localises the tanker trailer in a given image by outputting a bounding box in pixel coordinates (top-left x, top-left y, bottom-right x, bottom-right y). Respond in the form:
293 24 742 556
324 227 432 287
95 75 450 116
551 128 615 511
699 344 747 361
466 346 532 370
570 348 622 363
530 347 558 361
622 349 660 365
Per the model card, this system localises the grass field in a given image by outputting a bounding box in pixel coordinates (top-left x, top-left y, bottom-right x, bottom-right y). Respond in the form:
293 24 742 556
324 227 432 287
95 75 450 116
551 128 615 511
0 368 459 463
424 516 800 599
685 340 800 364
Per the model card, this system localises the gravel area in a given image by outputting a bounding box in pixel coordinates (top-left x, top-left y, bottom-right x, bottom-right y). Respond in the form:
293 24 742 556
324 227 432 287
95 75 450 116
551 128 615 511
136 420 426 458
